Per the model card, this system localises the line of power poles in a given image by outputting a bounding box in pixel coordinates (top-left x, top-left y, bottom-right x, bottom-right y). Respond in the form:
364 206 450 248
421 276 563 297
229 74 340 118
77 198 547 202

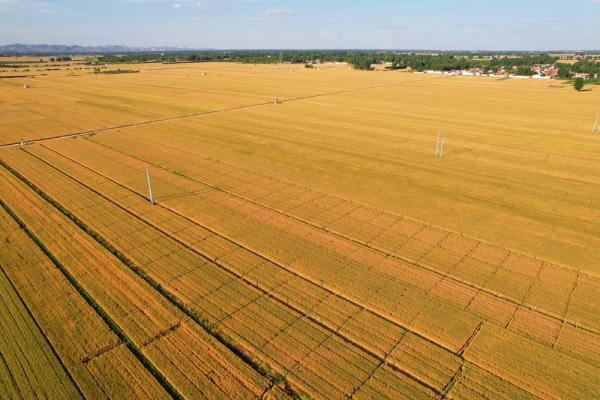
144 111 600 202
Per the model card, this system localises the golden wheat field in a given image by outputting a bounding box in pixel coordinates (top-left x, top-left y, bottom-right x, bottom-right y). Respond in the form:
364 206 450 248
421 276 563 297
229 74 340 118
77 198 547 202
0 62 599 399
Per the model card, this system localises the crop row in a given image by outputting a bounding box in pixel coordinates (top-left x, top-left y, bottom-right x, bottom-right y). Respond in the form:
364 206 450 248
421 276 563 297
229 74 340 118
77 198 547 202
90 132 598 335
50 136 599 368
0 254 81 399
85 133 600 351
2 144 462 398
0 160 282 399
17 142 600 398
0 187 171 399
36 138 594 396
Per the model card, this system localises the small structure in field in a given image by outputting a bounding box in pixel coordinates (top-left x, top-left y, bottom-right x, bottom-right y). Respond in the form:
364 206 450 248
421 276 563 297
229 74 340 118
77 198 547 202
23 83 30 89
273 97 280 105
435 134 446 158
146 167 155 205
594 112 600 133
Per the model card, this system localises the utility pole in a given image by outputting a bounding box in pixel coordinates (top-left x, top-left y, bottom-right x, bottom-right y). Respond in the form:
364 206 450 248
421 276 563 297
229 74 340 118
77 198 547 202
146 167 155 205
436 134 446 158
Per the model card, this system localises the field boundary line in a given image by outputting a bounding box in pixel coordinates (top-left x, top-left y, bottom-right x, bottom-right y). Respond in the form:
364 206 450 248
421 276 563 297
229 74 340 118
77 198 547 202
0 262 86 398
139 319 186 349
0 352 22 399
458 322 484 357
2 153 301 400
553 269 582 348
80 341 124 365
24 145 447 397
440 364 464 400
0 74 450 148
87 138 600 339
0 185 184 400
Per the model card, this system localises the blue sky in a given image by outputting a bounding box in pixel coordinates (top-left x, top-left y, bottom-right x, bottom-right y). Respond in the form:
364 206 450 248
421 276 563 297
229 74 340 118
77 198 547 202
1 0 599 50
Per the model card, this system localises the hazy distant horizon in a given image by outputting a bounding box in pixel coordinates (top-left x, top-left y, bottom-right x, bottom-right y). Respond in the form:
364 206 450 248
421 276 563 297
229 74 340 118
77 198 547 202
2 43 600 54
1 1 600 51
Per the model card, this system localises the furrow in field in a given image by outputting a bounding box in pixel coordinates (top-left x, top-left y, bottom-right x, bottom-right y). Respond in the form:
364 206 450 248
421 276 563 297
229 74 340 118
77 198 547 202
0 185 175 399
0 203 173 399
0 159 281 400
0 261 82 399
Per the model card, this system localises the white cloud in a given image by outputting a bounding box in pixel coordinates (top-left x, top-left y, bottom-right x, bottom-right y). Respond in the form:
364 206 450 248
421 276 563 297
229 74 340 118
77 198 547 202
0 0 72 14
263 8 293 18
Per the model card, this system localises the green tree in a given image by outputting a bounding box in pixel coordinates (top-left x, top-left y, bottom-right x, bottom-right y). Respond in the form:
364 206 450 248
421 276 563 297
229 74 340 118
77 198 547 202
516 65 533 76
557 66 570 79
573 77 585 91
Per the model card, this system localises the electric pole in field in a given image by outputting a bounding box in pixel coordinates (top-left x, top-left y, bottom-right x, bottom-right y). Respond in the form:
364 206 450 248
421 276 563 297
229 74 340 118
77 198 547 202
436 134 446 158
146 167 155 205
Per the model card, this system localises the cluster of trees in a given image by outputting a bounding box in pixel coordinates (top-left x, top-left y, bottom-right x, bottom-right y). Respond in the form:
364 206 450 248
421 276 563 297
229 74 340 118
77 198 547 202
385 54 557 73
93 67 138 74
88 51 349 65
557 61 600 79
49 56 72 62
89 51 560 73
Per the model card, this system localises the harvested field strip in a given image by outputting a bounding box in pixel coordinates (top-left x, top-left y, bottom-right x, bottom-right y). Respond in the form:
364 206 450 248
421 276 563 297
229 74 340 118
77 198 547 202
0 162 281 399
0 74 447 147
0 264 82 399
17 146 567 398
0 206 170 399
87 135 599 335
0 178 180 400
55 138 599 367
10 146 450 398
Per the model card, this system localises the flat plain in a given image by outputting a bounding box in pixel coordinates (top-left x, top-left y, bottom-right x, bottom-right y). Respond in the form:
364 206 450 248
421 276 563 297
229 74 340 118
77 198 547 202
0 61 599 399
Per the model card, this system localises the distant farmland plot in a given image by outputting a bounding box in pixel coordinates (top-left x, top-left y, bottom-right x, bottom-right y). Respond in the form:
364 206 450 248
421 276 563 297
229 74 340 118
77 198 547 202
0 62 599 399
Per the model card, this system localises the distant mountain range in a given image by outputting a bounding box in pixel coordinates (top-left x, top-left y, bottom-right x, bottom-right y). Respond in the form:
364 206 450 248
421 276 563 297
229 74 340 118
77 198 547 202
0 44 211 55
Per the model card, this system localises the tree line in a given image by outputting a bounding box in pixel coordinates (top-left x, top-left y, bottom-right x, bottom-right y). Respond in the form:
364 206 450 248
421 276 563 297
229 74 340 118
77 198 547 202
85 51 600 80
